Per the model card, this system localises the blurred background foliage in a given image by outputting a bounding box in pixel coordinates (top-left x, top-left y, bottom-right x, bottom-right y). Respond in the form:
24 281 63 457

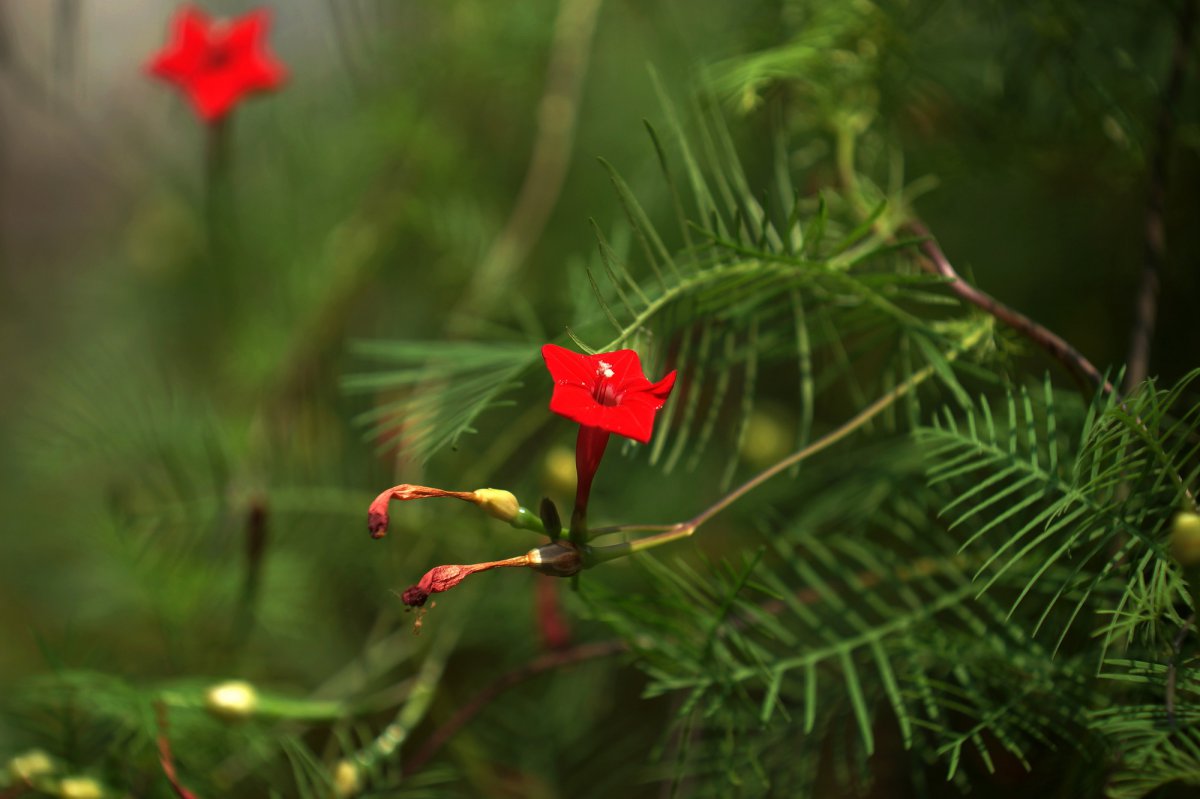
0 0 1197 797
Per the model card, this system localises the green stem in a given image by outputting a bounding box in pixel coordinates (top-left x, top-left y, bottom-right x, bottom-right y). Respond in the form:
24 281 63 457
589 323 988 562
159 690 347 721
510 506 546 534
835 122 862 212
350 624 462 770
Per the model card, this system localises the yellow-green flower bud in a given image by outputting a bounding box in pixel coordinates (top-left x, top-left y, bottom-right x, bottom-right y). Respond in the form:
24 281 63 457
205 680 259 720
471 489 520 523
333 759 362 797
58 777 104 799
1170 511 1200 567
8 749 54 782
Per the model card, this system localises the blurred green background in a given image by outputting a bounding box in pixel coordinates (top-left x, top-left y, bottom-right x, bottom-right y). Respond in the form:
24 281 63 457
0 0 1197 796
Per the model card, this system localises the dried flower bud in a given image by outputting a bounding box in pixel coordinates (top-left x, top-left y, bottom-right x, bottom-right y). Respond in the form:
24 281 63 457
401 585 430 607
471 488 520 522
368 484 513 538
8 749 54 782
1171 511 1200 567
400 555 534 607
333 759 362 797
528 542 583 578
58 777 104 799
205 680 259 719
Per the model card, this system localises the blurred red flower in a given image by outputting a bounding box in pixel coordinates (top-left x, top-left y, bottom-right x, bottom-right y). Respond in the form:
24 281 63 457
147 5 286 123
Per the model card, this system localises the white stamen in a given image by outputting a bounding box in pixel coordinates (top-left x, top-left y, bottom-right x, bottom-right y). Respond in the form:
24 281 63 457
598 360 614 378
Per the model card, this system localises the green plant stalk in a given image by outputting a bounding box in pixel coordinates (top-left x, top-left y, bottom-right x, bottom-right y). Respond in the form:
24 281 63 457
587 322 988 563
510 506 546 534
348 623 462 770
159 691 347 721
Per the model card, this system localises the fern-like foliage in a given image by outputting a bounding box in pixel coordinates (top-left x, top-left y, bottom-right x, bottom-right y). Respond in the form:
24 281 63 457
343 340 533 463
582 439 1102 793
918 372 1200 654
917 370 1200 794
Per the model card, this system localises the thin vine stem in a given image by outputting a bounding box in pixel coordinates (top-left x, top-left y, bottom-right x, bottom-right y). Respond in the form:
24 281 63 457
590 324 986 560
908 220 1113 395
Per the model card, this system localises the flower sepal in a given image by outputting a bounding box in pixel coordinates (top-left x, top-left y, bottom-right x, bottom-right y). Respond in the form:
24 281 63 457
528 541 583 578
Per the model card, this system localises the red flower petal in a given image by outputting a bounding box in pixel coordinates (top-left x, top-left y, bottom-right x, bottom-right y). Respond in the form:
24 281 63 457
148 7 212 80
541 343 676 444
221 9 288 89
541 344 598 389
146 5 286 123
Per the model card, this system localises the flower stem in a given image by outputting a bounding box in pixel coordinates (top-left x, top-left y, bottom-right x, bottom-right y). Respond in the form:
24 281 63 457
510 507 546 534
204 116 233 254
589 324 987 561
348 625 462 773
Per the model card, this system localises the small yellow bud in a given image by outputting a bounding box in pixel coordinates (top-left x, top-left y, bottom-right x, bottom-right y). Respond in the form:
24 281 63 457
333 759 362 797
8 749 54 782
204 680 259 720
1171 511 1200 567
58 777 104 799
471 488 520 523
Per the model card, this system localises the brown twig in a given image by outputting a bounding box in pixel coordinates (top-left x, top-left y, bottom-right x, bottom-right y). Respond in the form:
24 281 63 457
155 701 201 799
1125 0 1198 391
910 220 1198 515
908 220 1115 396
402 639 627 775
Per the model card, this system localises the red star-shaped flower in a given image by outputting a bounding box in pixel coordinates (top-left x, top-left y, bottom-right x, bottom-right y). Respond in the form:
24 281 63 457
541 344 676 444
542 344 676 530
147 5 287 123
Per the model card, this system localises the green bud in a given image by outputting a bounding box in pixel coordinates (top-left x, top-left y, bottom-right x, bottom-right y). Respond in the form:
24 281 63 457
471 488 520 523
